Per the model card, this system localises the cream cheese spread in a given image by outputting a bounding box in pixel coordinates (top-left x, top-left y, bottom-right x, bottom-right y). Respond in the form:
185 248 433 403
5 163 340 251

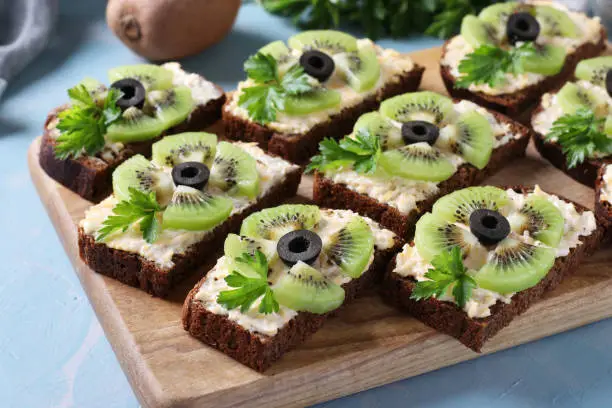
225 39 416 134
323 100 521 215
600 164 612 203
80 142 299 269
392 186 597 318
193 209 397 336
441 2 602 96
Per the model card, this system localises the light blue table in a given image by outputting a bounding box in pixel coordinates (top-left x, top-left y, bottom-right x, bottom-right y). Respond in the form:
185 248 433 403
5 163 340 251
2 1 612 407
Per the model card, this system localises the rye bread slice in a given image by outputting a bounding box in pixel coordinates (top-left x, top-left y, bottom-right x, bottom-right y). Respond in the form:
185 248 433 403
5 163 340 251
40 89 226 203
182 235 404 372
78 167 302 298
381 187 604 352
440 28 607 120
222 66 425 164
313 109 532 238
595 165 612 236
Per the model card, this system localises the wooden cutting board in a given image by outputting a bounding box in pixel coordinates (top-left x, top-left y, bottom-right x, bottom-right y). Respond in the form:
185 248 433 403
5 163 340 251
28 46 612 408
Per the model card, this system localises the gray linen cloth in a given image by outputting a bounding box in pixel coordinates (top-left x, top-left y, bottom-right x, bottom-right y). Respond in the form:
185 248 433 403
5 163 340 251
0 0 57 97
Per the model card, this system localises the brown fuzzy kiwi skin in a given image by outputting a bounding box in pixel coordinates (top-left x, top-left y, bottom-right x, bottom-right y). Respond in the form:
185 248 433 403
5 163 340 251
106 0 240 61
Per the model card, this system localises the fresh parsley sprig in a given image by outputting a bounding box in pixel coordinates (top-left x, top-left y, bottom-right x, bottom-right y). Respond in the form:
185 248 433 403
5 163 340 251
97 187 162 244
217 251 280 314
455 42 538 89
410 246 476 308
238 52 314 124
546 108 612 169
306 129 382 174
54 85 122 160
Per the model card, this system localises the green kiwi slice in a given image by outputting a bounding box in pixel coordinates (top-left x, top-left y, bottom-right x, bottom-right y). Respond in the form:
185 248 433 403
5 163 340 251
162 185 233 231
105 107 167 143
288 30 358 54
240 204 321 240
152 132 217 167
606 116 612 136
209 142 259 199
112 154 174 205
283 88 341 115
325 216 374 278
353 111 403 150
437 110 494 170
432 186 509 224
556 82 607 115
378 143 455 182
223 234 278 261
72 77 107 106
380 92 454 126
148 86 194 129
575 56 612 87
460 15 498 48
258 40 291 62
478 2 518 25
535 5 579 38
475 237 556 293
521 44 566 76
334 41 381 92
271 261 345 314
506 195 564 247
108 64 174 91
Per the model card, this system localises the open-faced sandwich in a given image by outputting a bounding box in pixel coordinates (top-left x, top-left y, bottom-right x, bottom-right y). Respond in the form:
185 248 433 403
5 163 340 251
223 30 425 164
383 185 603 351
532 56 612 186
441 1 606 118
595 164 612 233
309 91 531 238
78 132 302 297
182 204 403 371
40 63 226 202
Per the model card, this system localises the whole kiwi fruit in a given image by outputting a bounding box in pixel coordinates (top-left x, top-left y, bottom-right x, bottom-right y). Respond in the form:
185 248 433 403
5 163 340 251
106 0 241 61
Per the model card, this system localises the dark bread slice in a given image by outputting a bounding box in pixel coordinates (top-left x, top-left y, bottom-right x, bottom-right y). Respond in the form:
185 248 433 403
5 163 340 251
182 235 404 372
381 187 604 352
595 165 612 236
40 89 226 203
440 27 607 120
313 110 531 238
531 104 612 187
78 167 302 298
222 66 425 164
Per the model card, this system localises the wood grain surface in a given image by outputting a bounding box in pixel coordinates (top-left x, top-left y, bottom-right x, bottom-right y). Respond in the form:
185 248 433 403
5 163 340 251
28 47 612 408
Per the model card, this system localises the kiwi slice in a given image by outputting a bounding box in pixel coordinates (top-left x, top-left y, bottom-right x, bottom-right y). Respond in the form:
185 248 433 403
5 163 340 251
378 143 455 182
575 56 612 87
283 88 341 115
72 78 107 106
475 237 556 293
209 142 259 198
105 107 167 143
460 15 497 48
288 30 358 54
271 261 345 314
148 86 194 129
414 213 485 263
432 186 509 224
334 41 381 92
556 82 607 116
258 40 291 62
535 5 579 38
112 154 174 205
353 112 403 150
437 110 493 170
240 204 321 240
326 217 374 278
162 185 233 231
380 92 454 126
108 64 174 91
152 132 217 167
606 116 612 137
224 234 277 261
478 2 518 25
506 195 564 247
521 44 566 76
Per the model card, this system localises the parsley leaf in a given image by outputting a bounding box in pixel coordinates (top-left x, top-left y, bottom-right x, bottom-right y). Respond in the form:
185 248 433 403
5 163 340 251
55 85 122 160
546 108 612 169
410 246 477 308
96 187 162 244
306 129 382 174
238 52 314 124
455 42 538 89
217 251 280 315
